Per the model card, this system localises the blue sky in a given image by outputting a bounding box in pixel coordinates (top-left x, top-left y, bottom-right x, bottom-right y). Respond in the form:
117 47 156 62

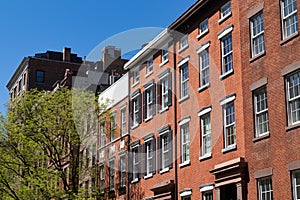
0 0 196 114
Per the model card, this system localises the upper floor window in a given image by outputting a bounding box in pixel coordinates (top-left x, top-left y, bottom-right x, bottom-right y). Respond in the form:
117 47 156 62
119 155 126 188
36 70 45 83
199 19 209 37
250 12 265 57
281 0 298 39
92 144 96 165
133 69 140 85
120 107 127 136
179 120 190 165
143 138 156 177
292 170 300 200
109 159 115 191
221 33 233 76
202 191 213 200
180 63 189 99
158 129 172 172
199 48 210 88
158 71 172 111
130 92 141 128
99 165 104 193
146 58 153 75
100 122 105 147
220 1 232 21
110 112 116 141
161 47 169 64
132 146 140 182
254 87 269 137
200 112 212 157
144 84 156 120
179 35 188 51
286 71 300 125
258 177 273 200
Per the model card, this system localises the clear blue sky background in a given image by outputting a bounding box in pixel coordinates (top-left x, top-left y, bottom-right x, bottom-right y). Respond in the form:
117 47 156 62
0 0 196 114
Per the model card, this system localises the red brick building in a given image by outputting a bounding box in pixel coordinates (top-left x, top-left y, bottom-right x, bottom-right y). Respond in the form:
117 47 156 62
96 0 300 200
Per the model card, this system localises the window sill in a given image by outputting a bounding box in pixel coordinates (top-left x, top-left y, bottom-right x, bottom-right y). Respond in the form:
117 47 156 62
219 69 234 80
250 50 266 63
197 30 209 40
198 84 210 92
222 144 236 153
159 167 170 174
178 95 190 104
286 122 300 132
280 32 299 46
144 173 153 179
131 178 139 184
144 116 153 122
131 124 139 130
199 153 212 161
145 71 153 78
253 132 270 143
131 81 139 88
218 13 232 24
178 45 189 54
179 160 190 168
159 59 169 67
159 106 169 114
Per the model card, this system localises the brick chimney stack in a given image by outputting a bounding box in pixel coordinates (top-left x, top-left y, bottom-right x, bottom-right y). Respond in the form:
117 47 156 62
63 47 71 62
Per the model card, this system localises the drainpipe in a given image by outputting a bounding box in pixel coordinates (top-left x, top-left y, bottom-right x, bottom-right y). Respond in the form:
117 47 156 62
127 73 131 200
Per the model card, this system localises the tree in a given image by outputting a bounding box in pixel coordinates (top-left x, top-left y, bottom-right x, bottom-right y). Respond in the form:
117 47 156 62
0 87 101 200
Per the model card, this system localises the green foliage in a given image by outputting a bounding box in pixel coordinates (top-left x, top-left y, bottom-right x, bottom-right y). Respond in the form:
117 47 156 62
0 88 100 200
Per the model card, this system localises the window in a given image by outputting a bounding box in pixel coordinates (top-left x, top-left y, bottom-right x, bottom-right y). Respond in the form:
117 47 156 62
250 12 265 57
143 84 156 120
158 72 172 111
18 79 22 93
109 159 114 191
119 155 126 188
23 73 26 86
292 170 300 200
199 48 210 88
199 19 209 36
132 146 140 181
223 101 236 150
201 113 212 157
180 63 189 98
162 47 169 63
203 191 213 200
85 181 89 198
179 35 188 51
92 144 96 165
281 0 298 39
143 138 156 177
133 69 140 84
147 58 153 74
181 123 190 163
131 93 141 128
286 71 300 125
85 147 90 168
99 165 104 193
221 34 233 75
100 122 105 147
254 87 269 137
220 1 232 20
258 177 273 200
121 107 127 136
110 113 116 141
158 130 172 171
36 70 45 83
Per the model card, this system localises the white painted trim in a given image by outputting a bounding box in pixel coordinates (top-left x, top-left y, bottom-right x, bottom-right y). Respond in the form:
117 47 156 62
180 190 192 197
178 117 191 126
220 95 236 106
198 107 212 117
218 25 233 39
196 42 210 54
179 160 190 168
200 185 214 192
178 56 190 67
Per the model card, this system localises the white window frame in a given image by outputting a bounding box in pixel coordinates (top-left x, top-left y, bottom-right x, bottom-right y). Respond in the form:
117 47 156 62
202 191 213 200
180 63 189 99
161 133 169 170
199 19 209 37
199 48 210 88
146 87 154 119
99 165 104 193
254 87 269 137
161 76 169 110
201 113 212 157
146 58 153 75
132 97 139 127
280 0 299 39
100 122 105 147
133 69 140 85
133 147 139 180
181 123 190 164
222 101 236 151
146 140 154 176
110 112 116 141
250 12 265 57
286 71 300 125
121 107 126 136
221 33 233 76
292 170 300 200
179 35 188 51
109 159 114 191
258 177 273 200
161 47 169 64
120 155 126 187
220 1 232 20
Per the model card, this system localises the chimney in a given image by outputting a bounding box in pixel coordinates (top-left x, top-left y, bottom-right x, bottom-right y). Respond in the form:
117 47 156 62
63 47 71 62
